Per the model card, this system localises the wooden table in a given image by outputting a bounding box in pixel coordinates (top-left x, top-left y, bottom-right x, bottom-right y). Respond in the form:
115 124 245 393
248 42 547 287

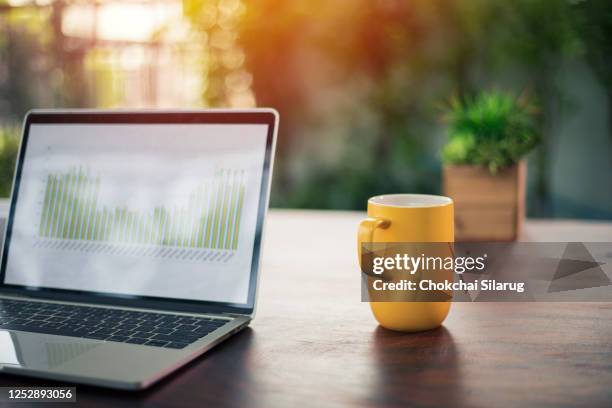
1 210 612 407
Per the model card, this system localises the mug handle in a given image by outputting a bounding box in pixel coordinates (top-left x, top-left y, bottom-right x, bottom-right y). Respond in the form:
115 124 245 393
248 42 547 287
358 217 391 274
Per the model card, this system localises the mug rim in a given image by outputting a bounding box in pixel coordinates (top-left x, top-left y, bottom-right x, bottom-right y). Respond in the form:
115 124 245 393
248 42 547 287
368 194 453 208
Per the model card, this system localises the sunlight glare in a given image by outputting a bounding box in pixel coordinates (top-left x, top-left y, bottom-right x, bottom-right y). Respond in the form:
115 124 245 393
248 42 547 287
63 2 182 43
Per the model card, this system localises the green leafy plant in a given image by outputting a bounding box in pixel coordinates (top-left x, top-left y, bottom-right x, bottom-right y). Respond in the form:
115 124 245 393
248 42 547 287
441 90 540 174
0 127 20 197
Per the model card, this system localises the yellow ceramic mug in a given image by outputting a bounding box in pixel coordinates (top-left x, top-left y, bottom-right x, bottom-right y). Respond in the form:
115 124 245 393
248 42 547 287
358 194 454 332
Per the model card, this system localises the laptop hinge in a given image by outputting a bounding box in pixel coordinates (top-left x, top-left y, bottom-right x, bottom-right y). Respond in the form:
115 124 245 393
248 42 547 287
222 312 247 318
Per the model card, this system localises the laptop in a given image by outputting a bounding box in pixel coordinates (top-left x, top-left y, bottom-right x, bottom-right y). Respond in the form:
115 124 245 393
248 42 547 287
0 109 278 389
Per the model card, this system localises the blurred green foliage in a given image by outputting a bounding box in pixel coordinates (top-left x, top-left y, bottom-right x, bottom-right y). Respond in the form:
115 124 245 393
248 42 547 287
236 0 609 214
441 90 540 174
0 127 19 198
0 0 610 218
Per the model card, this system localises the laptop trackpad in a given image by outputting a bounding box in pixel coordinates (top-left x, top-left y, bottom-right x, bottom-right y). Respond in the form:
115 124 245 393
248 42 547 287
0 330 99 370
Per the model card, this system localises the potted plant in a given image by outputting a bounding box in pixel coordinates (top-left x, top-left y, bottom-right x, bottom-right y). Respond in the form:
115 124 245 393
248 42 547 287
441 90 540 241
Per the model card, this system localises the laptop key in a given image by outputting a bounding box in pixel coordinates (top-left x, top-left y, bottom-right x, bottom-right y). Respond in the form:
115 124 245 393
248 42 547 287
10 318 29 325
136 324 157 330
160 322 181 330
133 331 154 338
107 335 130 343
92 329 116 336
44 322 66 329
51 328 82 337
155 316 176 323
175 324 197 331
51 314 73 319
46 316 68 323
34 313 55 319
171 330 205 341
204 319 227 325
122 318 141 325
117 323 138 331
192 327 216 335
112 329 135 337
197 324 220 332
153 333 201 343
177 318 199 325
72 327 90 334
153 328 175 335
26 320 47 326
165 342 190 349
64 318 84 326
125 337 147 345
145 340 168 348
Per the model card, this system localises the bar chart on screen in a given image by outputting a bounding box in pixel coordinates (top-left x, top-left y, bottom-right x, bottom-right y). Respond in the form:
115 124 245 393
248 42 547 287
34 166 246 262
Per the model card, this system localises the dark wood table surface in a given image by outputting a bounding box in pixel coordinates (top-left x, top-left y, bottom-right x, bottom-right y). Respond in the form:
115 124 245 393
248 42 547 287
0 209 611 408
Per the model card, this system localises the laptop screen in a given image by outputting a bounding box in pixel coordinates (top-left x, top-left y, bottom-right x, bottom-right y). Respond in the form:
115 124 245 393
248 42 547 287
1 117 272 307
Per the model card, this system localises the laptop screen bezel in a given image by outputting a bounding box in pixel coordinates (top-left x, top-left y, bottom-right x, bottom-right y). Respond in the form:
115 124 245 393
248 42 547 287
0 110 277 316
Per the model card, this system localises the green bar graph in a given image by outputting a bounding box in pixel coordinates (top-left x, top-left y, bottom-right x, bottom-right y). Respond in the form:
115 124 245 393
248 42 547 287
38 167 245 251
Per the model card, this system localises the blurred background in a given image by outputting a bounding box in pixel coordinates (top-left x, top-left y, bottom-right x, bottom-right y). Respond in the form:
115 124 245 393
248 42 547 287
0 0 610 218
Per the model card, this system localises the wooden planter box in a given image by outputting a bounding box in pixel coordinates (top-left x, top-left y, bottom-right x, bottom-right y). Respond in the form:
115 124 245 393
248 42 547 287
443 161 526 241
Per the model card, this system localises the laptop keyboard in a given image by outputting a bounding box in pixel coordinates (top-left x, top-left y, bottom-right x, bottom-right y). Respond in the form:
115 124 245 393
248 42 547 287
0 299 230 349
